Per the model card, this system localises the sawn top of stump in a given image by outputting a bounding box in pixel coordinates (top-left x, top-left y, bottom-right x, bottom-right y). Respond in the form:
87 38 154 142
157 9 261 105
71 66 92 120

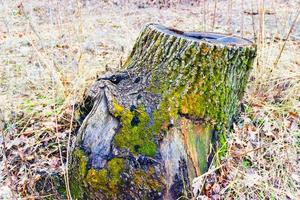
148 23 254 47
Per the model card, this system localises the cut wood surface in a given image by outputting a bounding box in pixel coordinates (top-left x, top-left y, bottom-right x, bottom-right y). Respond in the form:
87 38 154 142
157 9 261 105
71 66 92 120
69 24 256 200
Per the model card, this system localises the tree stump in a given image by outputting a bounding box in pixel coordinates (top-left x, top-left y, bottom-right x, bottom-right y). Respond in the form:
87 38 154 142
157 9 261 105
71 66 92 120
69 24 256 200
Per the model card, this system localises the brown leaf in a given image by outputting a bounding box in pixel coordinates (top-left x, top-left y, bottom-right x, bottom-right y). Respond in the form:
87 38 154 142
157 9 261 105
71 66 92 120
212 183 221 194
26 155 35 161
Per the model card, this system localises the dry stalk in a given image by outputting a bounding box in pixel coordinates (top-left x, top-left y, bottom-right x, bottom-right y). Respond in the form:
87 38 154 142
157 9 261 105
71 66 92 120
273 6 300 67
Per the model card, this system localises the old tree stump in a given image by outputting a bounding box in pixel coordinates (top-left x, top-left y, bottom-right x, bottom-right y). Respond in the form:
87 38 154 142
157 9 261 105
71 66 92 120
69 24 256 199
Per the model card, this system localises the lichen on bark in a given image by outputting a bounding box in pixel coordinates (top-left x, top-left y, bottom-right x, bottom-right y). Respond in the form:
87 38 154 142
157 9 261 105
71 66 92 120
69 24 256 199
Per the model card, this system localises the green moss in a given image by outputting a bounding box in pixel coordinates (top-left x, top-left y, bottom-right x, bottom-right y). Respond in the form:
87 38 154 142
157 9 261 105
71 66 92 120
143 43 255 171
214 130 228 165
75 149 88 177
83 158 125 197
83 158 125 196
132 167 164 192
70 180 83 200
70 150 126 198
107 158 125 192
85 168 109 191
70 149 88 199
57 185 67 197
113 104 159 157
152 100 171 132
71 149 165 198
111 43 252 161
180 93 206 118
112 100 125 117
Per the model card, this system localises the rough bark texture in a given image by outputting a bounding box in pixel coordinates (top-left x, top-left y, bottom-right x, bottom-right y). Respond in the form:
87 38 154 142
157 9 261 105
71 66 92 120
69 24 256 200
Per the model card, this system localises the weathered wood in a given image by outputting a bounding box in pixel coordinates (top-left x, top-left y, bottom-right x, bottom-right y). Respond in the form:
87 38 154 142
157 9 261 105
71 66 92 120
69 24 256 199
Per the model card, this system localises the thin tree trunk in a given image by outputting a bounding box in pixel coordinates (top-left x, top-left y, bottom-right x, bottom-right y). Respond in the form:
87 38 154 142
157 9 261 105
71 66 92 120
69 24 256 200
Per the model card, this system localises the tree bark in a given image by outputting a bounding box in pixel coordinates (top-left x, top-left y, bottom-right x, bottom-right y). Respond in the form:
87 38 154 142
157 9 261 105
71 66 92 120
69 24 256 200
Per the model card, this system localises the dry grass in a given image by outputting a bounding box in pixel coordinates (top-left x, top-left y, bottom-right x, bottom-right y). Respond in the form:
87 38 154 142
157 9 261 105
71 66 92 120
0 0 299 199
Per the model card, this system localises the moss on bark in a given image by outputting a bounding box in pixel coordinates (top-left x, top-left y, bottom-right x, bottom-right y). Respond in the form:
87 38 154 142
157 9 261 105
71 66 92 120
70 149 126 199
112 103 157 157
69 24 256 199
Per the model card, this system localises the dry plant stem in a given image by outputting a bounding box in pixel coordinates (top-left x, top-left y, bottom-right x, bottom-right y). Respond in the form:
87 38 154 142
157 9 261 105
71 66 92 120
202 0 207 31
251 0 257 43
19 4 43 44
26 37 64 91
65 104 75 200
193 145 225 194
258 0 265 67
56 1 63 37
53 90 70 200
193 162 226 184
227 0 233 34
19 113 35 135
273 6 300 68
76 0 84 35
0 0 10 33
233 143 284 159
241 0 244 37
212 0 218 31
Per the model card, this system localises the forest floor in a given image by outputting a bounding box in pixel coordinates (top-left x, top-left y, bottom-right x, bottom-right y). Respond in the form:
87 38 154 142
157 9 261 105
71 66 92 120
0 0 299 199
